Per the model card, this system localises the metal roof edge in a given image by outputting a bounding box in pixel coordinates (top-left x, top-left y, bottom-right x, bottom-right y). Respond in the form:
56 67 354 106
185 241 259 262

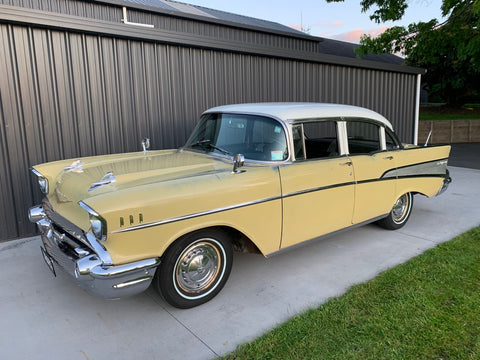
0 5 425 75
93 0 321 42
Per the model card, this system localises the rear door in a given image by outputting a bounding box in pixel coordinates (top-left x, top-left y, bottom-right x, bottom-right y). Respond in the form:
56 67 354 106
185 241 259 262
345 119 397 223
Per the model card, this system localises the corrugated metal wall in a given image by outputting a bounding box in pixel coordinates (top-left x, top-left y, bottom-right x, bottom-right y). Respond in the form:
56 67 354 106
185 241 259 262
0 6 418 240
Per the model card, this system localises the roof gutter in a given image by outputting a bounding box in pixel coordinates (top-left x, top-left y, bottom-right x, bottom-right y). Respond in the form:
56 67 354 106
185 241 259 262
97 0 321 42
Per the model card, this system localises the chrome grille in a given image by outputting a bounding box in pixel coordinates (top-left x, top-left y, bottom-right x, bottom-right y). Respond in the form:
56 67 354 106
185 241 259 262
41 230 79 278
42 199 93 251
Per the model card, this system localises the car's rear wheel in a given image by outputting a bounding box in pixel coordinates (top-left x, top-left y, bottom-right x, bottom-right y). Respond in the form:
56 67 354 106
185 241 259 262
376 192 414 230
156 229 233 309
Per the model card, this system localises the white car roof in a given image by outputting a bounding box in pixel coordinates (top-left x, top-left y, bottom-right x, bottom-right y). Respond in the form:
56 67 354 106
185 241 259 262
204 103 393 130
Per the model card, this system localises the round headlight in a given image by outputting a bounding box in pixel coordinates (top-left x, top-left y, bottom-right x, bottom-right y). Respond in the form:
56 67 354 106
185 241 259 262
79 201 107 240
89 214 107 240
90 216 103 238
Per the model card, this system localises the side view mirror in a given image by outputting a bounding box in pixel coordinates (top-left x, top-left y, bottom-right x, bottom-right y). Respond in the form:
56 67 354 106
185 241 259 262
232 154 245 174
142 138 150 152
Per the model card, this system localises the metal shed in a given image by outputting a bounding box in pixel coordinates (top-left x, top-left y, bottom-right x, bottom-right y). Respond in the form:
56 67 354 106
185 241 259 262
0 0 424 241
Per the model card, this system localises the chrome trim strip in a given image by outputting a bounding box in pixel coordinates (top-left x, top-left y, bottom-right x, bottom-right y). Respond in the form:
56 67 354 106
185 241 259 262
113 276 154 289
282 181 356 199
85 233 113 266
90 258 160 278
112 158 450 234
381 158 449 179
112 195 283 233
78 201 100 217
31 168 43 177
114 180 356 234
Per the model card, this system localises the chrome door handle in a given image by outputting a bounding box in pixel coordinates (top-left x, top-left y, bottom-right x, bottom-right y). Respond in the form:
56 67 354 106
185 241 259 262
339 161 352 166
383 156 394 160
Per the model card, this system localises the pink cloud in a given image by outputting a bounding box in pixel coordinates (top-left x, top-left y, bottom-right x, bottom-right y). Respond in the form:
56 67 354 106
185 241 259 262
329 26 389 43
314 20 343 28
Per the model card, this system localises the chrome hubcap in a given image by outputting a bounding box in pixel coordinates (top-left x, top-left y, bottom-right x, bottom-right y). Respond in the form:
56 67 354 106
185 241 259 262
175 240 221 294
392 194 409 223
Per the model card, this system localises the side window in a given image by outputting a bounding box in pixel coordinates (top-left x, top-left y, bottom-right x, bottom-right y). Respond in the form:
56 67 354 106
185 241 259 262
346 121 381 155
292 124 305 160
302 120 339 159
386 129 400 150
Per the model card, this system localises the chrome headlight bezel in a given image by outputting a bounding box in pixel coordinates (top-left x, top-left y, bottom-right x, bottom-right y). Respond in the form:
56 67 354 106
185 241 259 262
79 201 107 240
31 168 49 194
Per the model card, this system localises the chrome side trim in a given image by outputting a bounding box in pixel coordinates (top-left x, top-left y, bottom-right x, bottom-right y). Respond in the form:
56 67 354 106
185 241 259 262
90 258 160 278
114 180 356 234
113 158 450 234
85 233 113 266
113 195 283 233
31 168 43 177
113 276 153 289
283 181 356 199
79 201 100 217
382 158 449 179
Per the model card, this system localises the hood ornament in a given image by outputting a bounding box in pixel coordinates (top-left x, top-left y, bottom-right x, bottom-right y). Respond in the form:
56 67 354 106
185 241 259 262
89 171 116 191
63 160 83 173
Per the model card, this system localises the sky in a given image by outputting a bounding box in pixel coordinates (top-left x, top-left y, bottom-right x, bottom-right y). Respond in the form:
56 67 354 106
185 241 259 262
182 0 446 43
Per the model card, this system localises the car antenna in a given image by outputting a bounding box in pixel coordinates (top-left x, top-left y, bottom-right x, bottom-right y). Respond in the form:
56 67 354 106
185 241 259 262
424 130 432 147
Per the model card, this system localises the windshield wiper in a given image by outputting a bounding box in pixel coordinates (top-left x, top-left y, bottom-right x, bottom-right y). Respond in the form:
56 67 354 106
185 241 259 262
188 139 230 155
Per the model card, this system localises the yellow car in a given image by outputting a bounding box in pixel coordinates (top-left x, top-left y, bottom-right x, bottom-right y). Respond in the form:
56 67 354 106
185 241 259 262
29 103 451 308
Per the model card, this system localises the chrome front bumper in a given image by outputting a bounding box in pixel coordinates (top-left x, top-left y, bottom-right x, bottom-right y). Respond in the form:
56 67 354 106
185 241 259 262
29 204 160 299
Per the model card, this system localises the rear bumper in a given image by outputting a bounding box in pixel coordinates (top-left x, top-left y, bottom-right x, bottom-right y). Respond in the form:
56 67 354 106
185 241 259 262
436 169 452 196
30 204 160 299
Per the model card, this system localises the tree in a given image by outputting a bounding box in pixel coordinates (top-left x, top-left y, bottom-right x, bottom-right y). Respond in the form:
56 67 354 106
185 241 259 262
326 0 480 106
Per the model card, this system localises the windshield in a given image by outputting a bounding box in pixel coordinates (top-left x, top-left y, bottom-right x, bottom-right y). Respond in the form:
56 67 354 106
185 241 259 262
184 113 288 161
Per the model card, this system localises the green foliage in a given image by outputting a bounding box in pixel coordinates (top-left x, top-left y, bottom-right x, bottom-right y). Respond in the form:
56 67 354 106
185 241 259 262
222 227 480 359
331 0 480 106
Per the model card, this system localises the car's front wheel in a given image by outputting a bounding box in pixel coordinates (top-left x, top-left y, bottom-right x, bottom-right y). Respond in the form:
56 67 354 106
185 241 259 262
156 229 233 309
376 192 414 230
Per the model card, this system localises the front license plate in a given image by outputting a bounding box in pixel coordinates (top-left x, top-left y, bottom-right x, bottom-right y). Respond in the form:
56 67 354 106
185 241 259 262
40 246 56 277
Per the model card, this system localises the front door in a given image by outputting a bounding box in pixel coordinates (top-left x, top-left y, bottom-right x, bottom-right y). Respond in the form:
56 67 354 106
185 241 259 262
279 120 355 249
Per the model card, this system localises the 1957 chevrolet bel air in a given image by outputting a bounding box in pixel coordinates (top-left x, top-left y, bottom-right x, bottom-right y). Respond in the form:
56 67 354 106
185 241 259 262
29 103 451 308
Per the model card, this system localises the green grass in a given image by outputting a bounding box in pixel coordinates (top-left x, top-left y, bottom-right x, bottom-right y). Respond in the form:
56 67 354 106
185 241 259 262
222 226 480 360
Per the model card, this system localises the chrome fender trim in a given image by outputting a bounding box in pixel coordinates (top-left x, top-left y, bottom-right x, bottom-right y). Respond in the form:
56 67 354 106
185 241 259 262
89 258 161 278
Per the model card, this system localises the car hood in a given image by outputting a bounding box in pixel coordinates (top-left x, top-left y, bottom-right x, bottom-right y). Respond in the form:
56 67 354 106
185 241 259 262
49 150 230 202
34 149 231 229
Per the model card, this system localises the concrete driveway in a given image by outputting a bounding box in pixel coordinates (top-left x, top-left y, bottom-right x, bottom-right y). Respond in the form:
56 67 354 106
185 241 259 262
1 166 479 360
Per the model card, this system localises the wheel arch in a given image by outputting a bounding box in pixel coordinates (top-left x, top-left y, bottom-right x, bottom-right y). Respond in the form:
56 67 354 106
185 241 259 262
395 177 445 201
162 225 262 259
